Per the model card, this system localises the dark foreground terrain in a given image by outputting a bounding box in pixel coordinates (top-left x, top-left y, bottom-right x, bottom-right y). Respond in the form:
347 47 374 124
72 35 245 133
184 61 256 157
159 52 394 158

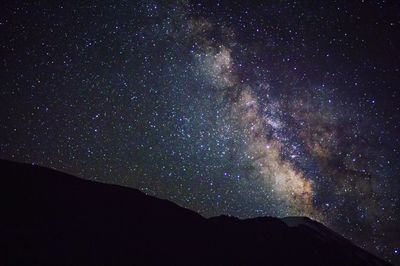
0 159 392 265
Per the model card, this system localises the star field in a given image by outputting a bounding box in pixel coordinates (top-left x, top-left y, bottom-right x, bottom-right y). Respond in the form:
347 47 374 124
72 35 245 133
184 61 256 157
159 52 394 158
1 1 399 264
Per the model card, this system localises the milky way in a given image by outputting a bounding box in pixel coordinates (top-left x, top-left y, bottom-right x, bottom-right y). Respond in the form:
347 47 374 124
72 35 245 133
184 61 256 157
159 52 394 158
194 38 317 217
1 1 399 264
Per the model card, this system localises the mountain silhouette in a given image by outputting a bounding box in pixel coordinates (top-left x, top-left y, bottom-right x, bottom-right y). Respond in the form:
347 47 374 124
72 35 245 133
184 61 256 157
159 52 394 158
0 159 392 266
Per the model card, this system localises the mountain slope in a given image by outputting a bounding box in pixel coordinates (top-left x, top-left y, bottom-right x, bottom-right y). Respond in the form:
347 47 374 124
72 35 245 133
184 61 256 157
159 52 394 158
0 159 392 266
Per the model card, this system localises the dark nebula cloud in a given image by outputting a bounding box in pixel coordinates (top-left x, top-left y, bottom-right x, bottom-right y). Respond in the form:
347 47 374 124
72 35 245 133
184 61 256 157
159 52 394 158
1 1 399 264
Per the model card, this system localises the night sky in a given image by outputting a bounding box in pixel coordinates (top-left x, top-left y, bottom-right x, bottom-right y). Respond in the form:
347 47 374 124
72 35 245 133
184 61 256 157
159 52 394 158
1 1 400 264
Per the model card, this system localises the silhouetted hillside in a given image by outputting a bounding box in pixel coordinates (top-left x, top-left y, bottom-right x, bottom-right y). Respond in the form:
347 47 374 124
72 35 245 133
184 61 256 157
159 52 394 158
0 159 392 266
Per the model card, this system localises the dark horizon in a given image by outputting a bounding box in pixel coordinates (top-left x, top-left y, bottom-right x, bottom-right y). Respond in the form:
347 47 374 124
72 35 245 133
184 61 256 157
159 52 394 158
0 159 393 265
